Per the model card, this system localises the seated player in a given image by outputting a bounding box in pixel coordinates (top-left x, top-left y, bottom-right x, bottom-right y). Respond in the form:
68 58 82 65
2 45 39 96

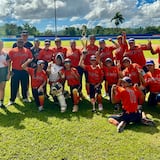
109 76 155 133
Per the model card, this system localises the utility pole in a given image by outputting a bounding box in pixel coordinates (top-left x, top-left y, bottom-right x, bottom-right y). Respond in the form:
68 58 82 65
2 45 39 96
54 0 57 37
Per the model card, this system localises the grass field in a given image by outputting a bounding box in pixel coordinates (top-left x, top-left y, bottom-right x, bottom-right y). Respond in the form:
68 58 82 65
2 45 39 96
0 39 160 160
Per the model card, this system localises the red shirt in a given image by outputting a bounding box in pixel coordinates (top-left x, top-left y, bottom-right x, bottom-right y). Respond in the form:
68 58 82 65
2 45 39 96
124 45 148 67
115 43 128 64
38 49 53 62
99 46 115 64
115 86 143 113
9 47 33 70
52 47 67 60
64 67 80 86
103 66 119 85
84 44 98 65
85 65 103 85
123 63 142 84
67 48 81 67
144 69 160 93
27 67 47 88
153 47 160 64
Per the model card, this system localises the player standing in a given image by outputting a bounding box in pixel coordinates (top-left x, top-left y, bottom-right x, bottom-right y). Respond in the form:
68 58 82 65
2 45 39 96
8 38 33 105
79 54 104 112
0 40 11 108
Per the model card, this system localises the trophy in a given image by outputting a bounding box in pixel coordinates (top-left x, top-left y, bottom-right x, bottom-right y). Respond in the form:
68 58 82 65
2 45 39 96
81 26 88 54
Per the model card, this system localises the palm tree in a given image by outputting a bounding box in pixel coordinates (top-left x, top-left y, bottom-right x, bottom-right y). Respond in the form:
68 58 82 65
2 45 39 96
111 12 125 28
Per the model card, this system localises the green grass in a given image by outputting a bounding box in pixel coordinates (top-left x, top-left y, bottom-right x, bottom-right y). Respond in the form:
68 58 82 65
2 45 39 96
1 81 160 160
0 40 160 160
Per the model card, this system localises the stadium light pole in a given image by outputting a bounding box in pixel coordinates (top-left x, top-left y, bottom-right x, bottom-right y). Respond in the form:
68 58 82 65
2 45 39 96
54 0 57 37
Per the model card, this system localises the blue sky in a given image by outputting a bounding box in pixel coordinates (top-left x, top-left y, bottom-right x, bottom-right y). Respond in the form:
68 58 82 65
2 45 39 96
0 0 159 32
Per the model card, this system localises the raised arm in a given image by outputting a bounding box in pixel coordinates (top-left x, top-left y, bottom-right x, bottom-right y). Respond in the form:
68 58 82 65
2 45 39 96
79 54 86 69
108 38 119 48
147 40 158 55
121 31 127 45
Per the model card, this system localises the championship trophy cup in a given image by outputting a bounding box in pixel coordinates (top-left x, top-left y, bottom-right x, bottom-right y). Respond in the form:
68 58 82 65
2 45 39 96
81 27 88 54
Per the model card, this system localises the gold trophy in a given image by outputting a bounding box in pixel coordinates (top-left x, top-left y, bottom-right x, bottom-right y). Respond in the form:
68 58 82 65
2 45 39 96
81 26 88 54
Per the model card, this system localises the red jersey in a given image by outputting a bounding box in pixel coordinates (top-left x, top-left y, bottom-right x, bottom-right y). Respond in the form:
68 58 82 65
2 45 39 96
115 86 143 113
67 48 81 67
64 67 80 86
115 43 128 64
52 47 67 60
123 63 142 84
144 69 160 93
85 65 103 85
84 44 98 65
153 47 160 64
38 49 53 62
124 45 148 67
27 67 47 88
103 66 119 85
99 46 116 64
9 47 33 70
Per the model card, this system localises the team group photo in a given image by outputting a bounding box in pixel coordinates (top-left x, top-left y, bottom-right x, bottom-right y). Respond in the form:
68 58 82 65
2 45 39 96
0 0 160 159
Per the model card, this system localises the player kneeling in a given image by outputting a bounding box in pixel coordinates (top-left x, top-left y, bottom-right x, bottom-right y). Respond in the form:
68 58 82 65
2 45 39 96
50 82 67 113
64 58 80 112
47 53 67 113
22 59 47 112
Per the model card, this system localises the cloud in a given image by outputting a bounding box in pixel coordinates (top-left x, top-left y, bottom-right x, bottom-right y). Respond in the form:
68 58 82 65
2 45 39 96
0 20 3 24
0 0 160 31
0 0 11 18
45 24 54 31
84 0 160 28
11 0 89 20
70 17 81 22
139 0 160 18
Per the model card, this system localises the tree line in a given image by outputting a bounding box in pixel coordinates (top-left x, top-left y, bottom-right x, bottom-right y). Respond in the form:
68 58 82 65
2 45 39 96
0 23 160 37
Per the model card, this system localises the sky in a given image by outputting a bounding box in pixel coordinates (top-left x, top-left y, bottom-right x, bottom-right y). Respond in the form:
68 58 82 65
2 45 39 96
0 0 159 32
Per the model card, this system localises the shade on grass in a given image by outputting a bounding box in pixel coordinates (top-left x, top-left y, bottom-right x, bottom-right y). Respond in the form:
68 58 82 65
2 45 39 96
0 39 159 159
